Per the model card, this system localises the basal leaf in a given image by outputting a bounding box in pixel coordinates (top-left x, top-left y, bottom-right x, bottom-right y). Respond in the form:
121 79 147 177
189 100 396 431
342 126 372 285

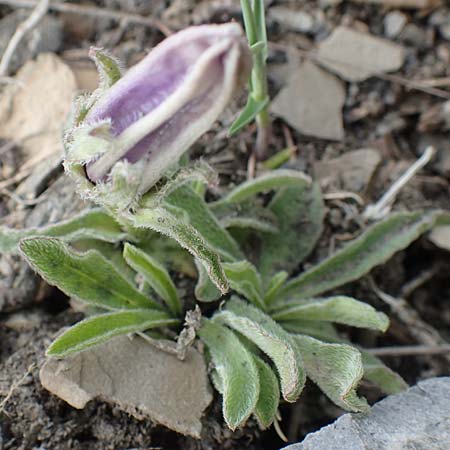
293 335 368 412
0 208 127 254
223 261 265 309
47 309 177 357
280 319 339 342
216 169 311 205
19 237 160 310
272 296 389 332
127 206 229 294
198 319 259 430
194 259 222 302
264 271 288 306
166 186 243 261
123 243 182 315
214 297 305 402
258 182 324 279
361 351 408 395
282 210 450 300
253 355 280 429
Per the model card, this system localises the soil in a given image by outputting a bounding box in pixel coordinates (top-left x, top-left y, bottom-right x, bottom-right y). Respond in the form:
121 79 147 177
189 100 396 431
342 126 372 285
2 0 450 449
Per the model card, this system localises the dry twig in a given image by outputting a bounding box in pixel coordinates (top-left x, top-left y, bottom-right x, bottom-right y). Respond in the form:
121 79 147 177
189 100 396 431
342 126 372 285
0 0 49 78
0 363 36 413
0 0 172 36
368 344 450 357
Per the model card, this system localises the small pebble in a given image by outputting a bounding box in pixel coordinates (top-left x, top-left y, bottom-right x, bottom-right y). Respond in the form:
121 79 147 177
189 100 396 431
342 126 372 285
384 11 407 39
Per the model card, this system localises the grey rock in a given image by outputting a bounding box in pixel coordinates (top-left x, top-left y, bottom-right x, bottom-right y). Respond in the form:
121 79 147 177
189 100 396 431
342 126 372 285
282 377 450 450
384 11 407 39
0 11 63 74
269 7 315 34
317 26 405 82
271 61 345 141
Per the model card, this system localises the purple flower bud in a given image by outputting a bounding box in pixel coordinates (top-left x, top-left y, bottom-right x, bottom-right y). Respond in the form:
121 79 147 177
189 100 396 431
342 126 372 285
70 23 251 198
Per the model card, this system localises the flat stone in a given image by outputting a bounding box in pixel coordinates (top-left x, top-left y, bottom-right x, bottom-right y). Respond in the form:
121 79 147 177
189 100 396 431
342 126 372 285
384 11 407 39
40 334 212 438
317 26 405 82
282 377 450 450
269 7 315 33
315 148 381 192
271 61 345 140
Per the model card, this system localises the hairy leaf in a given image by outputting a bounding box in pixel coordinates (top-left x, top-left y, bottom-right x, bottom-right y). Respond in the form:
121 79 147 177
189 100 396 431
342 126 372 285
166 186 243 261
362 351 408 394
123 243 182 315
282 210 450 300
253 355 280 429
194 259 222 302
127 206 229 294
198 319 259 430
0 208 127 254
223 261 265 309
214 297 305 402
264 271 288 306
259 182 324 279
19 238 159 310
216 169 311 205
280 320 339 342
294 335 368 412
47 309 177 357
272 296 389 332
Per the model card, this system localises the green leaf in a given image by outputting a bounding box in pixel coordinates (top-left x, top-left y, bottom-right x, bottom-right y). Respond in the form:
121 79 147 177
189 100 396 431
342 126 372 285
259 182 325 279
214 297 305 402
198 319 259 430
217 169 311 205
280 320 340 342
165 186 243 261
223 261 265 309
272 296 389 332
127 206 229 294
293 335 368 412
212 201 279 234
91 47 122 88
264 271 288 306
282 210 450 300
361 351 408 395
194 259 222 302
123 243 182 316
0 208 127 254
47 309 177 358
19 237 160 310
253 355 280 429
229 95 269 136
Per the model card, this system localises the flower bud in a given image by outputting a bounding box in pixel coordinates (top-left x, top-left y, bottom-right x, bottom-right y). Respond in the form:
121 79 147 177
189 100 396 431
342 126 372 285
64 23 251 210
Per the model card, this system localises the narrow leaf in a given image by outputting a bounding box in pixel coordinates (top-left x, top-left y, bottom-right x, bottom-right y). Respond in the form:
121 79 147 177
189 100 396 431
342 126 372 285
259 182 324 279
280 320 339 342
282 210 450 300
166 186 243 261
293 335 368 412
123 243 182 315
264 271 288 306
47 309 177 357
19 238 160 310
272 296 389 332
198 319 259 430
0 208 127 254
229 95 269 136
253 355 280 429
362 351 408 395
194 259 222 302
127 206 229 294
217 169 311 205
214 297 305 402
223 261 265 309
